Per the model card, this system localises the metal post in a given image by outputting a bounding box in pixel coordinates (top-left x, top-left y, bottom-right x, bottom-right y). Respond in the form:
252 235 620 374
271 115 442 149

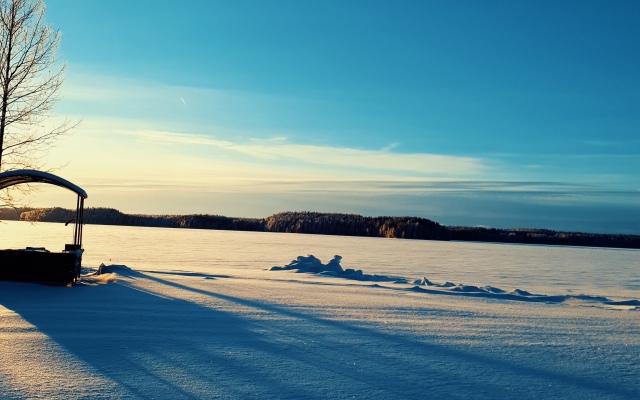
74 195 84 248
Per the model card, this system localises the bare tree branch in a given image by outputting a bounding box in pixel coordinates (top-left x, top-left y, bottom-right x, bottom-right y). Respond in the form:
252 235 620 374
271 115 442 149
0 0 76 208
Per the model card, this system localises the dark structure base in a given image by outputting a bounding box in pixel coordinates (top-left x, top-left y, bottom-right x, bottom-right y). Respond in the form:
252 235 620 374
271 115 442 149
0 249 82 285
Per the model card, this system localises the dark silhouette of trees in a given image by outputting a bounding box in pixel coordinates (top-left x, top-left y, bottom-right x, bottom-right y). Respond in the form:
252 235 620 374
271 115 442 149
4 207 639 249
17 207 267 231
264 212 450 240
447 226 640 249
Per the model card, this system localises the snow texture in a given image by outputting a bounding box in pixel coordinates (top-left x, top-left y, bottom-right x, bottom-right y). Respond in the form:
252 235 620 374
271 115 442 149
0 222 639 399
271 254 640 308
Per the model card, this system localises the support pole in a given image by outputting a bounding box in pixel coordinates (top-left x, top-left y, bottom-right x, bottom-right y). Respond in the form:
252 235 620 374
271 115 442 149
74 195 84 248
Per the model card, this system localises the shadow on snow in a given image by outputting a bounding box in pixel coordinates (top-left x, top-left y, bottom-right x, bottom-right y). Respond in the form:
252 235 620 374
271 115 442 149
0 266 637 399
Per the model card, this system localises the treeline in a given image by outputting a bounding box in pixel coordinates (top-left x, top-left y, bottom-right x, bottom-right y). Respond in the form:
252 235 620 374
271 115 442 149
2 207 639 249
264 211 450 240
3 207 450 241
12 207 264 231
448 226 640 249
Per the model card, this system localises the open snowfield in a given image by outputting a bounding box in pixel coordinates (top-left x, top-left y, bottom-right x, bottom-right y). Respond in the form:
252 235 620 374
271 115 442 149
1 221 639 399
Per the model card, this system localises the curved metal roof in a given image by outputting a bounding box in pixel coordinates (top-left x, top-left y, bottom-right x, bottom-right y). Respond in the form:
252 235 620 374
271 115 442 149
0 169 88 199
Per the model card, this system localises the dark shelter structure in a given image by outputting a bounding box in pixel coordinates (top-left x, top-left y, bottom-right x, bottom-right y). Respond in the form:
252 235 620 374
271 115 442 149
0 170 88 285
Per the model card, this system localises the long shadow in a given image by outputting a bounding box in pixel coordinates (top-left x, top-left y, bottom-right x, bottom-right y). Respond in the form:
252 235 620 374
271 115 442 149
128 268 639 399
0 280 329 399
0 269 638 399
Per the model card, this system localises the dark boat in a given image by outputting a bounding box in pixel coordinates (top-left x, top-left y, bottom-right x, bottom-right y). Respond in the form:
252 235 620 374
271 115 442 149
0 170 88 285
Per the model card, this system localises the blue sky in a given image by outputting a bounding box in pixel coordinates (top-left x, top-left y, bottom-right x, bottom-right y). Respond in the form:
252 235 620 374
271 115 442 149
35 0 640 233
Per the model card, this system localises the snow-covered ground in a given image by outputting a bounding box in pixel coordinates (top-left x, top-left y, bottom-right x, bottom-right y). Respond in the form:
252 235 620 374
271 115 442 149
1 221 638 399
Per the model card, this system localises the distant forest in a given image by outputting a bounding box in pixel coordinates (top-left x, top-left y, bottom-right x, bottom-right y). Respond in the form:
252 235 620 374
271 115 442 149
1 207 639 249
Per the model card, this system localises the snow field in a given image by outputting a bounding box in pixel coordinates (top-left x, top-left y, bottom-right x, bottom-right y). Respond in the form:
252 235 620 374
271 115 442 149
0 222 638 399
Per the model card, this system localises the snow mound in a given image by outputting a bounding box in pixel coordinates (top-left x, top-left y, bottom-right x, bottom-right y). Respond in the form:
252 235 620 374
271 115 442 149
82 264 224 285
271 256 638 309
92 273 118 284
96 263 132 274
270 255 407 283
82 263 137 283
412 276 637 307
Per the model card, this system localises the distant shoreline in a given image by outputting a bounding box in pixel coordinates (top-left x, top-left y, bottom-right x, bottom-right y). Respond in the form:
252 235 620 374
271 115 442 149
2 207 639 249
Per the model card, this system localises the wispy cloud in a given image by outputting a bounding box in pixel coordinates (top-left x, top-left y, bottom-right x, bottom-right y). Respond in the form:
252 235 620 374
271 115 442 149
117 129 486 177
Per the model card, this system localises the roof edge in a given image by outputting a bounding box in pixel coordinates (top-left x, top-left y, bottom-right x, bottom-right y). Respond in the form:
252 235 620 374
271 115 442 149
0 169 88 199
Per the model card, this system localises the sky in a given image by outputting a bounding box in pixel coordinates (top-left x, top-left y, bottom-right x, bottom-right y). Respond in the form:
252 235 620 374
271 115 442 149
26 0 640 233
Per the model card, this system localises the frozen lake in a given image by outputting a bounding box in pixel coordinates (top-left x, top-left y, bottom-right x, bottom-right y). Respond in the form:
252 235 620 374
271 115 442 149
1 221 638 399
3 221 639 301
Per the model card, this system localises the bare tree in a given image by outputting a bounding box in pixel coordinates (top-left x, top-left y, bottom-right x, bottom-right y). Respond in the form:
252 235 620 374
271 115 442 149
0 0 74 171
0 0 75 208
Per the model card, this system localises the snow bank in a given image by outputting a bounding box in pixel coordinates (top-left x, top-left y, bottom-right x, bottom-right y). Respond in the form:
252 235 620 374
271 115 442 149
412 276 639 308
270 254 407 283
270 255 639 309
78 263 131 284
